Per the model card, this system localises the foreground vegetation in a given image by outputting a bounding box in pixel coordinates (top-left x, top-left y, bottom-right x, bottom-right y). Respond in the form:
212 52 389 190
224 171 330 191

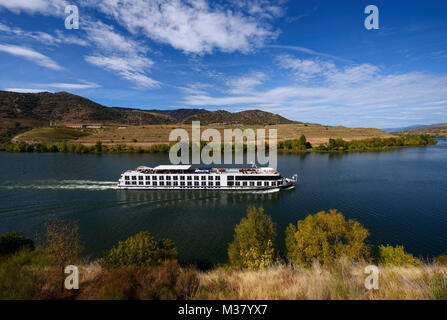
0 208 445 300
0 134 437 155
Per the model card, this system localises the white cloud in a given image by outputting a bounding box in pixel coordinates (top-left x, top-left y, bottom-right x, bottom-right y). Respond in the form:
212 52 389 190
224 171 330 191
88 0 278 54
184 59 447 127
226 71 267 94
85 55 159 88
0 23 89 46
43 82 100 89
0 0 67 15
0 44 63 70
276 55 335 80
3 88 48 93
83 20 159 88
267 44 353 63
3 82 100 93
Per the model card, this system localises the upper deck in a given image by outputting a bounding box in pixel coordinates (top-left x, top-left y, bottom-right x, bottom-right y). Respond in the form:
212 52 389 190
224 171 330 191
128 165 278 175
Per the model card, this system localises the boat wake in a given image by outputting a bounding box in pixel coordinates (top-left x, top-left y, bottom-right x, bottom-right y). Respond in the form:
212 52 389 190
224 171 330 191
0 180 117 191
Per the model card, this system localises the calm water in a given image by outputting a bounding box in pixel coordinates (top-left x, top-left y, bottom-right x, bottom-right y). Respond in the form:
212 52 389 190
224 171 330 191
1 139 446 264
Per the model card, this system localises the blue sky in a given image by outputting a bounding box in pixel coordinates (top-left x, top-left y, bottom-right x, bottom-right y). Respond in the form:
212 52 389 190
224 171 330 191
1 0 447 128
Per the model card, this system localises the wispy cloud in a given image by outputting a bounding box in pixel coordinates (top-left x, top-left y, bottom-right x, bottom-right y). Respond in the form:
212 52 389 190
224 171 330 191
89 0 279 54
0 0 67 16
0 44 63 70
83 20 160 88
184 57 447 127
0 23 89 46
4 82 100 93
41 82 100 89
3 88 48 93
226 71 267 94
267 45 353 63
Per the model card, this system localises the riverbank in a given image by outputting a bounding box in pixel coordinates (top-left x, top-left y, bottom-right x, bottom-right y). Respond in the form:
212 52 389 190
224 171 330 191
1 211 446 300
0 134 437 154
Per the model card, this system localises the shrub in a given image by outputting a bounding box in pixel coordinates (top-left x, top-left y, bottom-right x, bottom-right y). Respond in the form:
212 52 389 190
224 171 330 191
0 232 34 256
435 254 447 265
102 232 177 268
228 206 277 270
43 217 83 268
95 141 103 152
285 209 370 267
78 261 197 300
376 245 420 266
0 249 57 299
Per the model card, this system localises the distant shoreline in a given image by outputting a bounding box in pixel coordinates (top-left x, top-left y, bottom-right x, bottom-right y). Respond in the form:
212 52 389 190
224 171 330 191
0 134 437 155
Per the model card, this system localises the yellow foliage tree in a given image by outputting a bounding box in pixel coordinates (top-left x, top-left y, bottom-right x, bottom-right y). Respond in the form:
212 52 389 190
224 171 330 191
228 207 277 270
285 209 370 267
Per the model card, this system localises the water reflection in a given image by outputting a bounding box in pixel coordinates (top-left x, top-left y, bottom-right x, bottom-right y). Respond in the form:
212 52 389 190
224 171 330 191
117 188 292 209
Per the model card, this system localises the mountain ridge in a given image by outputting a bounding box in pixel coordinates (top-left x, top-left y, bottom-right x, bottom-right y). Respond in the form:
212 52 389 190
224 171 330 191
0 90 294 126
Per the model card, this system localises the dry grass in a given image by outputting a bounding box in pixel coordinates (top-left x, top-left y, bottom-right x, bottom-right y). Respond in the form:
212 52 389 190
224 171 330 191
13 123 394 147
195 261 447 300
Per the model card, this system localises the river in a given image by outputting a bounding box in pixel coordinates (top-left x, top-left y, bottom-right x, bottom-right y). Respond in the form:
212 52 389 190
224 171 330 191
1 139 446 265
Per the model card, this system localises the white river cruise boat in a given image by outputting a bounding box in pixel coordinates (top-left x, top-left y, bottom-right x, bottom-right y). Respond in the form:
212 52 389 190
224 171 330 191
117 165 297 191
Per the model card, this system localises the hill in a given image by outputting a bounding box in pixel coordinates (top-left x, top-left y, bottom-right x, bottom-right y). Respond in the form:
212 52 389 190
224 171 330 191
0 90 178 125
182 109 296 125
397 123 447 138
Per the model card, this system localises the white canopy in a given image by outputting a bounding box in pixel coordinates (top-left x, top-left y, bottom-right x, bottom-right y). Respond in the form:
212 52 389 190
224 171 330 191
153 165 191 171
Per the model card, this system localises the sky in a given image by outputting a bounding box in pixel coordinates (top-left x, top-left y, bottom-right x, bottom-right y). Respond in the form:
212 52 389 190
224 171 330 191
0 0 447 128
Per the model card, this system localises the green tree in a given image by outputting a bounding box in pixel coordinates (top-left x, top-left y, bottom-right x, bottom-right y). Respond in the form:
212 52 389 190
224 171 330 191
376 245 420 266
228 206 277 270
102 232 177 268
0 232 34 256
95 141 103 152
285 209 370 267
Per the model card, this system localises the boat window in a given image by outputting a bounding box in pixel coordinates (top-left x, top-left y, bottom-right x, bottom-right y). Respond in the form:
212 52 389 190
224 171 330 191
146 181 150 185
173 182 178 186
194 176 199 180
166 176 171 180
139 181 143 185
180 176 185 180
152 176 157 180
132 176 136 180
125 176 130 180
228 182 233 186
160 182 164 186
125 181 130 185
138 176 143 180
132 181 136 185
145 175 150 180
201 182 206 186
228 176 234 180
208 176 213 180
153 182 157 186
216 182 220 186
201 176 206 180
187 176 192 180
194 181 199 186
173 176 178 180
215 176 220 180
167 182 171 186
159 176 164 180
257 182 262 186
243 182 248 186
